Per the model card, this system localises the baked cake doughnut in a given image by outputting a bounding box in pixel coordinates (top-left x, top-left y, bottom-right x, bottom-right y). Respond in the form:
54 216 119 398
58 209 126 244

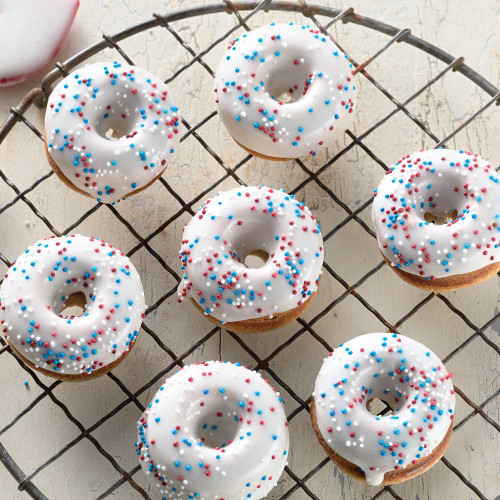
372 149 500 291
44 61 180 204
135 361 289 499
0 0 79 86
0 235 146 381
311 332 455 486
177 186 324 333
214 22 356 160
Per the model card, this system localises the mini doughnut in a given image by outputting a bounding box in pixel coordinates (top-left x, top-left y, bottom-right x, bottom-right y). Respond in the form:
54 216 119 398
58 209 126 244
135 360 289 499
0 0 79 86
177 185 324 333
311 332 455 486
0 234 146 381
372 149 500 291
45 61 180 204
214 22 356 160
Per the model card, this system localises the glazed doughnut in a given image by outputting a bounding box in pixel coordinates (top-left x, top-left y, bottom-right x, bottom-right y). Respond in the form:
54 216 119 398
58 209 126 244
311 332 455 486
372 149 500 291
0 0 79 86
214 22 356 160
135 361 289 499
0 235 146 381
177 186 324 333
45 61 180 204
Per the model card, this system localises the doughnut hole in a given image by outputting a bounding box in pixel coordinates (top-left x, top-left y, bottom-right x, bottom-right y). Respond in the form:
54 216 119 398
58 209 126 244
57 291 87 319
362 365 410 419
104 128 125 140
265 59 314 104
276 91 293 103
227 217 276 268
424 209 458 225
413 176 467 226
366 398 395 417
244 250 270 269
94 108 137 141
188 397 241 449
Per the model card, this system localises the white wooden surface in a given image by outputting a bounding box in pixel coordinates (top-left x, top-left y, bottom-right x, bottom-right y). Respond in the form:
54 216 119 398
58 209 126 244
0 1 499 499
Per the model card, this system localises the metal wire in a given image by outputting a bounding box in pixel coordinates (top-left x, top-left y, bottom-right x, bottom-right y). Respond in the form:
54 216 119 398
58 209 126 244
0 1 498 499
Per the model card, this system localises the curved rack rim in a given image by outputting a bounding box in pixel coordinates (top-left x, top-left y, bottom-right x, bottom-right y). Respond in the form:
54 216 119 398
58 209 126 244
34 1 500 103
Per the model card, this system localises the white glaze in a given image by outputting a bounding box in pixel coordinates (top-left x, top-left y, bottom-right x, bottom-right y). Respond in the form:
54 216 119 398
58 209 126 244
214 22 356 158
0 235 145 376
313 333 455 485
136 361 289 499
45 61 180 204
372 148 500 280
177 186 324 323
0 0 79 86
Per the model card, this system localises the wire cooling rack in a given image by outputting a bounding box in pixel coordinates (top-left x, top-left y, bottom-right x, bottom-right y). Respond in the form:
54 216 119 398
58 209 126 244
0 1 499 499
